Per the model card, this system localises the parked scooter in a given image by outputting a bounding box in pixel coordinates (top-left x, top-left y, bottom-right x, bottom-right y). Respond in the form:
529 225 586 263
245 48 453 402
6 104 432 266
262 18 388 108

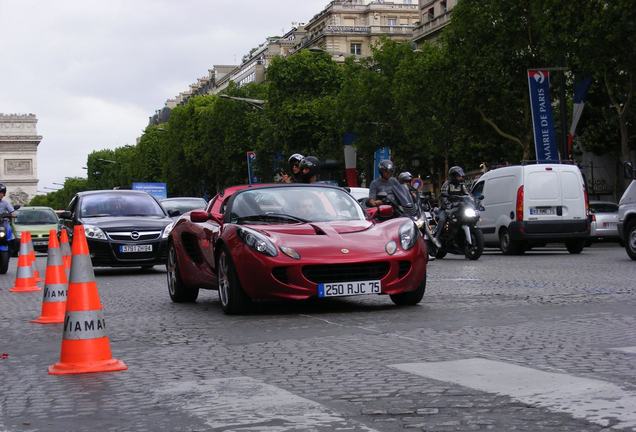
427 194 485 260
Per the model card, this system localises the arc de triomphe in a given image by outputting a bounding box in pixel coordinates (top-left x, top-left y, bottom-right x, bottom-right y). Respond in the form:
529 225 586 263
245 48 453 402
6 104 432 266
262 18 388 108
0 114 40 205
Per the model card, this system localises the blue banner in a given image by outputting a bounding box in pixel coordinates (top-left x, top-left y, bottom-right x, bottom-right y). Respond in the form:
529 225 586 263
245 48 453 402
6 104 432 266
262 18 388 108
373 147 391 180
246 151 257 184
528 70 559 163
132 182 167 200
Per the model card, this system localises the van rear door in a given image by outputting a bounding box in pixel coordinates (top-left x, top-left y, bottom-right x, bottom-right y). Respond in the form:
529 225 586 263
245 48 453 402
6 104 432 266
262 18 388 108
523 165 585 221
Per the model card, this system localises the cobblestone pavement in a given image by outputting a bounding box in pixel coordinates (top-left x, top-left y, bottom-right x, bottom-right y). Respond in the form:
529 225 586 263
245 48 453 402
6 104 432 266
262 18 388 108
1 244 635 431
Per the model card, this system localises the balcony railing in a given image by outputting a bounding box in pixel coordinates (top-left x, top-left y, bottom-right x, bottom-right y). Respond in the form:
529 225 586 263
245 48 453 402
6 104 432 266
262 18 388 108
412 10 451 41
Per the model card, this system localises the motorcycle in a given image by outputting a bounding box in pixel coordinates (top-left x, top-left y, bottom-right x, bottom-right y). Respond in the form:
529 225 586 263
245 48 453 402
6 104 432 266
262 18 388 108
0 211 17 274
427 194 484 260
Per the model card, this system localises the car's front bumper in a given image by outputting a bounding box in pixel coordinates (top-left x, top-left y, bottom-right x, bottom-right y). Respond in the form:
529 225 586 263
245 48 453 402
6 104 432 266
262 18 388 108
86 238 168 267
232 239 428 301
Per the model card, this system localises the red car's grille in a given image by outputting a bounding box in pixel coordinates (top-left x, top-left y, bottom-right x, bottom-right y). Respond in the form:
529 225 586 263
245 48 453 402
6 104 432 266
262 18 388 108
302 262 389 283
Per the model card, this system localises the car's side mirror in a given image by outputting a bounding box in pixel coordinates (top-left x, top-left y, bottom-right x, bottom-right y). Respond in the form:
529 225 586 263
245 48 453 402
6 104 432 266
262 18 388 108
167 209 181 217
59 211 72 220
190 210 210 223
13 205 21 211
378 205 394 218
366 207 378 219
623 161 635 180
475 194 485 201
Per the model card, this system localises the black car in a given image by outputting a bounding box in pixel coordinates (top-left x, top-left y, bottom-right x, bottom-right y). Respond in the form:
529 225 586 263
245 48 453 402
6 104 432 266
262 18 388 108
59 190 174 268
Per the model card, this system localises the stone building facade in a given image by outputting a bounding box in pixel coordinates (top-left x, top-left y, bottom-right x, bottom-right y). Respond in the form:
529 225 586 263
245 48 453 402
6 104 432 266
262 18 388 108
412 0 457 46
0 114 40 205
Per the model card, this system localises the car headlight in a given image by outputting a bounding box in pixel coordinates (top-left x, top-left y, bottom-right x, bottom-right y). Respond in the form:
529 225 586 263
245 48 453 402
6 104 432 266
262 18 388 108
464 208 477 219
237 227 278 257
399 221 418 250
84 224 107 240
162 222 175 239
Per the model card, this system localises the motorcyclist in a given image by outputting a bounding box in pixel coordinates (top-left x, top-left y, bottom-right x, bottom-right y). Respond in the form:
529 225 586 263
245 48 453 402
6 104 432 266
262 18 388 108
0 184 15 216
435 166 470 238
368 160 401 207
281 153 304 183
299 156 320 184
398 171 417 201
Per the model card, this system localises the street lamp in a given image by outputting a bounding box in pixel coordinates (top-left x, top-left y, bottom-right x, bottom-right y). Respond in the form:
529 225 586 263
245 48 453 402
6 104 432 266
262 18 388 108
219 94 266 110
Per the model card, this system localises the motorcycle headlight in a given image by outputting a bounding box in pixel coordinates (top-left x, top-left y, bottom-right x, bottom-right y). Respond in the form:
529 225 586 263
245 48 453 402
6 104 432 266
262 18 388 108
415 217 425 229
237 227 278 257
399 221 418 250
84 224 107 240
162 222 175 239
464 208 477 219
0 230 5 238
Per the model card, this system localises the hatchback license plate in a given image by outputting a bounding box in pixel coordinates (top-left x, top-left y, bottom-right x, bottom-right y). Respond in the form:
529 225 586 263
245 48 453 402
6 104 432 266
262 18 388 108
120 244 152 253
530 207 556 216
318 280 381 298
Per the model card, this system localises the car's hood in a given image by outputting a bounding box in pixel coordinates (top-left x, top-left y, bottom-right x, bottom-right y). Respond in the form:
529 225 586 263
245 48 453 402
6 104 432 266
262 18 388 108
242 218 411 258
80 216 172 231
14 223 58 234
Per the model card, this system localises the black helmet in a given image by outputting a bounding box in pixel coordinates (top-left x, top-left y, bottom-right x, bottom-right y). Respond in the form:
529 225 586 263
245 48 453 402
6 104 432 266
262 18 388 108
378 159 394 175
288 153 304 170
0 183 6 194
448 166 465 185
299 156 320 182
398 172 412 184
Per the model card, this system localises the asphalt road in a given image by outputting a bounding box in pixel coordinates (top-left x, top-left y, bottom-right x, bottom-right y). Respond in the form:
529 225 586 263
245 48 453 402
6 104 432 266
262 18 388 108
1 243 635 432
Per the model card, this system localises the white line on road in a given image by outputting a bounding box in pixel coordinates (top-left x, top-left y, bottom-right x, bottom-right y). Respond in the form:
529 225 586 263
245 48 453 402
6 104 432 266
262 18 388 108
156 377 379 431
391 358 636 430
612 346 636 354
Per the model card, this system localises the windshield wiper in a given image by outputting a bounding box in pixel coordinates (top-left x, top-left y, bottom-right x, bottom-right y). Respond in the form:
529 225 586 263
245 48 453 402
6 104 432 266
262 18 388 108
235 213 309 224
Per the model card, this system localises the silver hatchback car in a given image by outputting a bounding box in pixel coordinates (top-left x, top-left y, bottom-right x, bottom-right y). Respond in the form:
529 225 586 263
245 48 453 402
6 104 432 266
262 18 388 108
589 201 620 241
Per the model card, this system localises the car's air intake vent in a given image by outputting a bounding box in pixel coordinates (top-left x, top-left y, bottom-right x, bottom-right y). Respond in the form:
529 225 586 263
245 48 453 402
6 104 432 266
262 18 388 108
398 261 411 278
302 262 389 283
272 267 289 284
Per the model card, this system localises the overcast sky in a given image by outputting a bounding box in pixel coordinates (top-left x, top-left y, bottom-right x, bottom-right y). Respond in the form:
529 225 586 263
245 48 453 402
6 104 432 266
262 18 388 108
0 0 328 192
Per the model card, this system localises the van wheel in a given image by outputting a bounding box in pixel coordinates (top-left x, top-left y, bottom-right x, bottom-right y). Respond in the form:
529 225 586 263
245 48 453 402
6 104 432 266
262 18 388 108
499 228 524 255
625 220 636 261
566 239 585 254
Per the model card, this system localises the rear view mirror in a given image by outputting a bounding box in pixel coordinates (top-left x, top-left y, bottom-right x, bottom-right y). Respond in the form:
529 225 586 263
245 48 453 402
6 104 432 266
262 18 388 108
366 207 378 219
13 205 21 211
378 205 394 218
167 209 181 217
623 161 635 180
59 211 72 220
190 210 210 223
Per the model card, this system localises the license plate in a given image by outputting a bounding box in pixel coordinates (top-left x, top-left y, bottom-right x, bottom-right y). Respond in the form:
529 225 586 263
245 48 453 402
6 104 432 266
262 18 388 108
119 244 153 253
33 241 48 246
318 280 381 298
603 222 617 228
530 207 556 216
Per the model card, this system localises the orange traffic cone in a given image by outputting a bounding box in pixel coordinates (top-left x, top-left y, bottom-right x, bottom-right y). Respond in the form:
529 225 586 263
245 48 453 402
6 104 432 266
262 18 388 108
32 230 68 324
48 225 127 375
59 229 71 278
9 234 40 293
25 232 42 283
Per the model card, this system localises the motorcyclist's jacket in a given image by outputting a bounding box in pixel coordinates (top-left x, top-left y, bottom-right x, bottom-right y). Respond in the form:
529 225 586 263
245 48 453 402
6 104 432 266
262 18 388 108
0 199 15 215
369 176 401 203
439 181 469 209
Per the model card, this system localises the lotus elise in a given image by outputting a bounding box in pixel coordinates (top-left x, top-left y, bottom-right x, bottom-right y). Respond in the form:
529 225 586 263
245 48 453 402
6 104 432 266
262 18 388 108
166 184 427 314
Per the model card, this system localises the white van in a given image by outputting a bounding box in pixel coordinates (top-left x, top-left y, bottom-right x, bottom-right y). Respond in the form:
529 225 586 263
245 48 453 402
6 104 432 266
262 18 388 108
471 163 589 254
618 162 636 260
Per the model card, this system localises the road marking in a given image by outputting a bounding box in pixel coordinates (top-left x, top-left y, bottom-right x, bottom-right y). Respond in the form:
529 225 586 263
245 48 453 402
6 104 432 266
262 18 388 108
612 346 636 354
157 377 378 431
390 358 636 430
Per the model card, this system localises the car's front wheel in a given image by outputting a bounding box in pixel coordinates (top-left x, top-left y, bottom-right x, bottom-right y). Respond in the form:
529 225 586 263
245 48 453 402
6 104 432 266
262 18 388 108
625 220 636 261
565 239 585 254
390 275 426 306
217 248 251 314
167 242 198 303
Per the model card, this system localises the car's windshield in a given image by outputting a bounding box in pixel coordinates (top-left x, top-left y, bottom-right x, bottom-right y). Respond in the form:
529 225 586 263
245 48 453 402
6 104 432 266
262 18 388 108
590 203 618 213
15 209 58 225
161 199 207 214
80 193 165 217
229 186 365 224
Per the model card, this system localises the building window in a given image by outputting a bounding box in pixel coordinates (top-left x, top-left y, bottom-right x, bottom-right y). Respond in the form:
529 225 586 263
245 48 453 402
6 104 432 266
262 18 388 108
350 43 362 55
441 1 448 13
388 17 397 27
427 7 434 21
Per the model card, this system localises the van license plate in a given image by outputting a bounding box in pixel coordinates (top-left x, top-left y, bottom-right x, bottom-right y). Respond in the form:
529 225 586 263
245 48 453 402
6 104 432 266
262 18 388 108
530 207 556 216
120 244 153 253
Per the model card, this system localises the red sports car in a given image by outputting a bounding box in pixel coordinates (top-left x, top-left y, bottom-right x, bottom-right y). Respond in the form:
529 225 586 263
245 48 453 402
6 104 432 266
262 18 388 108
166 184 427 314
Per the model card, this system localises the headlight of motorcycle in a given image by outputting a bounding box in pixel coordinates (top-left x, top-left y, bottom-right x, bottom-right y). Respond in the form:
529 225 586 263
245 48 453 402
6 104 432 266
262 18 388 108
399 221 418 250
237 227 278 257
464 208 477 219
414 217 425 229
84 224 107 240
0 230 5 238
162 222 175 239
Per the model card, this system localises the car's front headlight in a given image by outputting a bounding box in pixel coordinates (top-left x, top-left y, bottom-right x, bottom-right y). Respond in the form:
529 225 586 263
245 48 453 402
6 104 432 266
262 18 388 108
84 224 107 240
162 222 175 239
399 221 418 250
237 227 278 257
464 208 477 219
